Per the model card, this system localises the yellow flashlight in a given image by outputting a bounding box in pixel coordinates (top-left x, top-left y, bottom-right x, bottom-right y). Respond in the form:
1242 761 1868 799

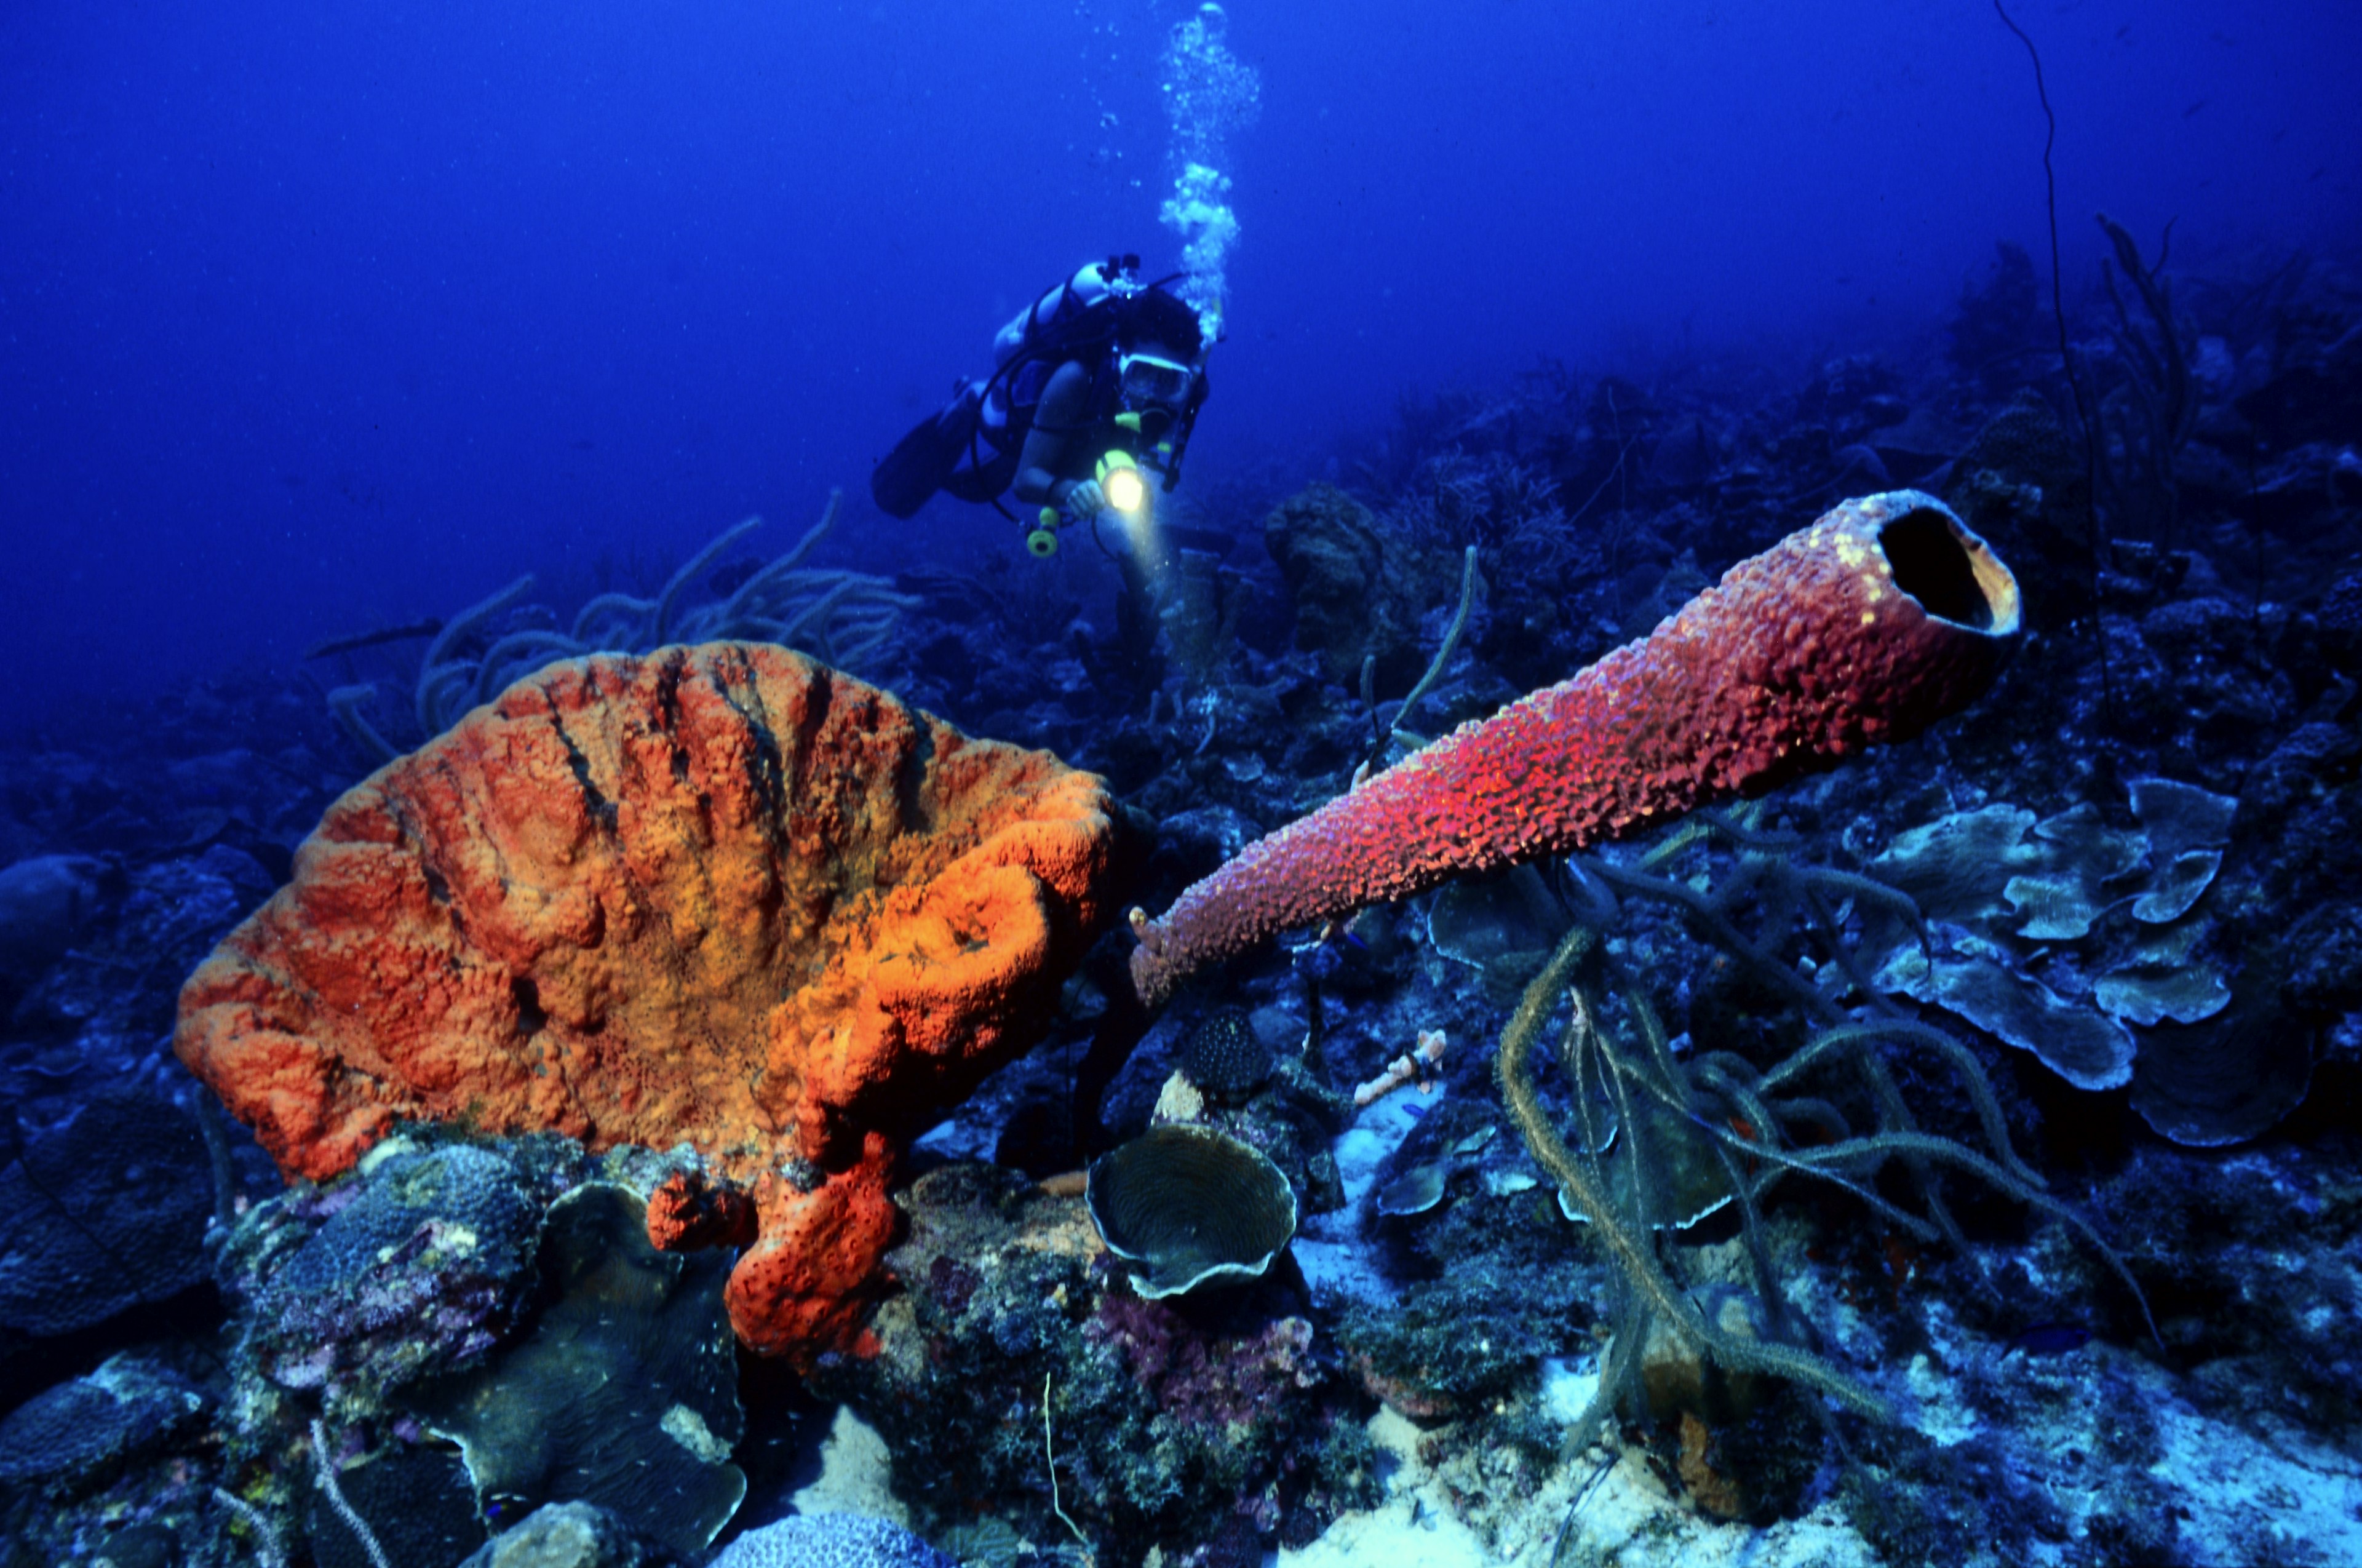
1097 451 1148 515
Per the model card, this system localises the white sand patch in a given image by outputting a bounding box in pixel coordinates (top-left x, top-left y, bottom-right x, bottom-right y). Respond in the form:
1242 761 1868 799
791 1404 908 1527
1280 1407 1883 1567
1294 1088 1431 1306
1538 1356 1601 1427
2150 1389 2362 1565
1278 1489 1497 1568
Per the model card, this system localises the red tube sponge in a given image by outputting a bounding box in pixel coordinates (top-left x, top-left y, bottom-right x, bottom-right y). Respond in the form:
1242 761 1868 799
1129 491 2021 1006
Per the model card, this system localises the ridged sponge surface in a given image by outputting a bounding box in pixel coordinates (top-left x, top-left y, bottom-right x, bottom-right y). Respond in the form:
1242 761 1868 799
177 642 1119 1361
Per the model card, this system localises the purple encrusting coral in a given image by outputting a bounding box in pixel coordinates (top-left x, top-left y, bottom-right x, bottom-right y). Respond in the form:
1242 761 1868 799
1083 1295 1320 1431
225 1142 549 1412
805 1163 1382 1566
263 1217 509 1393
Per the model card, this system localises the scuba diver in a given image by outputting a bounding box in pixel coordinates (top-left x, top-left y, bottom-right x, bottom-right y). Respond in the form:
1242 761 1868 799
870 255 1211 563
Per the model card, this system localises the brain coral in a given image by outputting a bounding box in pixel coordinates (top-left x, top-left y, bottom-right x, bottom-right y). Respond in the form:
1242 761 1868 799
176 643 1120 1363
709 1514 954 1568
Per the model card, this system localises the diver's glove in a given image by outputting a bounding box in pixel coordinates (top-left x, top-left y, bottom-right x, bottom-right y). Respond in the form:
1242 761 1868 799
1058 479 1108 519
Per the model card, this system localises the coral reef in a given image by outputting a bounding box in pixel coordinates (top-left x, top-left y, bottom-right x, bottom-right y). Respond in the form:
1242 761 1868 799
1942 386 2093 623
1946 241 2043 394
1171 1005 1273 1100
235 1142 543 1412
809 1163 1378 1567
710 1513 953 1568
0 1356 205 1495
1849 781 2315 1144
304 1425 481 1568
0 854 111 994
1495 810 2151 1451
455 1500 675 1568
1260 482 1433 688
7 230 2361 1568
1086 1124 1298 1298
177 642 1123 1362
0 1087 215 1339
2089 213 2198 551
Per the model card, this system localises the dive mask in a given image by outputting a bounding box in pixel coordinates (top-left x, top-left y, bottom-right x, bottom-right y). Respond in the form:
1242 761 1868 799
1118 352 1196 411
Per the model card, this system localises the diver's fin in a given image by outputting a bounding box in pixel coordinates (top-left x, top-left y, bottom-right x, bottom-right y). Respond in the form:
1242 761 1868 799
870 386 984 520
869 416 947 519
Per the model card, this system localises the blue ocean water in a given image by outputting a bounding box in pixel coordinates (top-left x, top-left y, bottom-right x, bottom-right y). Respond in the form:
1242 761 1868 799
2 1 2353 731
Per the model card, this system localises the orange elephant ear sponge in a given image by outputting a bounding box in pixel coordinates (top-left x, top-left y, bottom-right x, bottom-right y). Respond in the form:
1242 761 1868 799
176 642 1121 1366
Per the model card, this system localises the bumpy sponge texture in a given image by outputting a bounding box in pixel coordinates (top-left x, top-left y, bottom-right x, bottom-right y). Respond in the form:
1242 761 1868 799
1131 492 2019 1005
178 643 1119 1361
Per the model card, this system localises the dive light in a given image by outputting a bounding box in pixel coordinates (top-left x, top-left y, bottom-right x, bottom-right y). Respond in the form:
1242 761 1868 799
1097 451 1148 515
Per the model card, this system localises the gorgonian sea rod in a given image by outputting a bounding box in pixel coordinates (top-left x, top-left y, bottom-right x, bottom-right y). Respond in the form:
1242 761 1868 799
177 643 1122 1366
1129 491 2022 1006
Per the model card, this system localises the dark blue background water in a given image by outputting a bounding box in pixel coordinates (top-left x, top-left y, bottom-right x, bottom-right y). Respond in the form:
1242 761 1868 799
4 0 2355 736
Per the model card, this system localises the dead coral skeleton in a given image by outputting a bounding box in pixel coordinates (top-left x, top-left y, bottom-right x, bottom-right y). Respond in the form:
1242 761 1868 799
1354 1027 1448 1110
